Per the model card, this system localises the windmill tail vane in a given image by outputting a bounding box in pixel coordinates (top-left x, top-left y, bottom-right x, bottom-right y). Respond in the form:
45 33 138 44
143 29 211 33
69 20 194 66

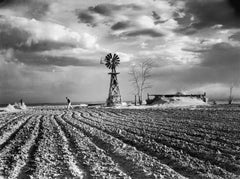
100 57 104 64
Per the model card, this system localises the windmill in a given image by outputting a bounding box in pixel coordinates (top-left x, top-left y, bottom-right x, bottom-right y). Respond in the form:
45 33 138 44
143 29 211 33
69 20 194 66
103 53 121 106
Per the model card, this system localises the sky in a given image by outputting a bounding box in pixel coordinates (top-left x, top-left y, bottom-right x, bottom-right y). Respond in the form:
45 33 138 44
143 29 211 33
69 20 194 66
0 0 240 104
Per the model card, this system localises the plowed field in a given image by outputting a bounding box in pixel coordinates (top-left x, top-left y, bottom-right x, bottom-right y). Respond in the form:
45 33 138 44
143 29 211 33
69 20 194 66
0 106 239 179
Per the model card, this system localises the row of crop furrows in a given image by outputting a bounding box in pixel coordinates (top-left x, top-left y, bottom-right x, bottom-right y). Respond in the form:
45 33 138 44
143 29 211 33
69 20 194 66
54 113 131 179
61 111 186 179
96 108 130 118
56 110 150 179
27 114 78 178
0 113 30 129
29 107 63 116
70 110 239 179
165 110 240 134
169 109 240 122
98 108 240 172
90 108 235 139
105 108 240 136
50 114 86 178
0 112 14 120
90 108 240 151
88 109 240 171
130 116 238 160
0 115 41 178
113 111 240 165
0 114 33 150
139 109 239 141
74 109 240 168
82 109 240 173
0 112 21 122
172 116 240 138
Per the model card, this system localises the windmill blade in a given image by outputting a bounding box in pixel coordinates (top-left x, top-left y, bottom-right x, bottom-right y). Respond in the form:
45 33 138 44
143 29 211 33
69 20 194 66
112 54 119 62
111 54 120 67
105 60 112 69
105 62 111 68
114 54 119 59
105 53 112 61
112 54 119 61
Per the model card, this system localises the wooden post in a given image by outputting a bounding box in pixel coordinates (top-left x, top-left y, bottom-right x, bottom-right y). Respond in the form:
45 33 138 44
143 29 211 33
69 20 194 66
228 87 233 105
134 95 137 106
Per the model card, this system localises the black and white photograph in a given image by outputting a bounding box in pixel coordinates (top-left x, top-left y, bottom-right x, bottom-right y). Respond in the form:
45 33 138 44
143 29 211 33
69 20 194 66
0 0 240 178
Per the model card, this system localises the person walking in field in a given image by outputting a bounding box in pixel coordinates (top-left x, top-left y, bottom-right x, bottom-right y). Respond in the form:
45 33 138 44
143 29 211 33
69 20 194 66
66 97 73 110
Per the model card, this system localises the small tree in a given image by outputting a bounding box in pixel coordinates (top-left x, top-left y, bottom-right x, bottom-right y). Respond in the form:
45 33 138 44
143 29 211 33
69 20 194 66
129 60 153 105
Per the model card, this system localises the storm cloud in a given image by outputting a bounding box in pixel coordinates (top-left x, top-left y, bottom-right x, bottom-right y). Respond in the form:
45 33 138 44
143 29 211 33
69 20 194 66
175 0 240 35
76 11 96 27
88 3 142 16
228 0 240 15
111 21 132 30
0 0 49 19
0 15 100 68
76 3 142 27
152 42 240 88
0 24 76 52
13 51 99 67
122 29 164 37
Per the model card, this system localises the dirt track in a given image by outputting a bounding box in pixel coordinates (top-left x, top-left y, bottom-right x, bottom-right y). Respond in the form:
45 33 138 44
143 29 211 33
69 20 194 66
0 106 239 179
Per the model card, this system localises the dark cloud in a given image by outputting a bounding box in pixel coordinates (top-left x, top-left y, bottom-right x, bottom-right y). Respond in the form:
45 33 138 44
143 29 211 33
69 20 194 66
181 47 209 53
122 29 164 37
111 21 131 30
181 43 240 85
0 59 80 104
0 0 49 19
0 23 30 49
176 0 240 33
76 11 96 27
7 51 98 67
174 12 197 34
229 31 240 41
88 4 113 16
21 41 76 52
200 43 240 70
228 0 240 15
0 0 28 6
2 50 98 67
26 2 49 19
88 3 142 16
76 3 142 26
0 23 76 52
151 42 240 91
175 26 197 35
152 11 160 20
152 11 168 25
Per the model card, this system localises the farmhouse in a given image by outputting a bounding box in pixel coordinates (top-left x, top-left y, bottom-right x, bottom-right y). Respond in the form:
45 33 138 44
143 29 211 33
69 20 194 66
146 92 207 105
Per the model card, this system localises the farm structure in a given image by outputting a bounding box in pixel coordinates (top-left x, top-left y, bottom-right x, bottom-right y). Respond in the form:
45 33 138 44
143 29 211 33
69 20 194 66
146 92 207 105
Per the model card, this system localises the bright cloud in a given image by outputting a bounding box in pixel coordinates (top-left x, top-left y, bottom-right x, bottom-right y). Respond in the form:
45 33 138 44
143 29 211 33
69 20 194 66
0 15 98 49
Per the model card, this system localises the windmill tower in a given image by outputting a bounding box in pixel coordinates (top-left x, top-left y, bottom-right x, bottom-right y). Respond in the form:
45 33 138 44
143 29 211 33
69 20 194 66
103 53 121 106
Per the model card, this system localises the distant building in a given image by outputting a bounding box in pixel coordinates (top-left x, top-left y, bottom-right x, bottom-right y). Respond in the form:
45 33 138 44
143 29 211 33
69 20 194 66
146 92 207 105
